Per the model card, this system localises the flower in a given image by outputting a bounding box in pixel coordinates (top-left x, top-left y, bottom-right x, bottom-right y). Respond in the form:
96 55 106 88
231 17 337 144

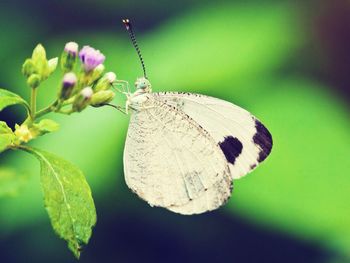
79 46 105 72
64 42 79 56
14 124 33 143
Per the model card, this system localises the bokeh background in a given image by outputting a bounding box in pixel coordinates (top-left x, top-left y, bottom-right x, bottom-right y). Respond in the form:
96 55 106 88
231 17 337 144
0 0 350 262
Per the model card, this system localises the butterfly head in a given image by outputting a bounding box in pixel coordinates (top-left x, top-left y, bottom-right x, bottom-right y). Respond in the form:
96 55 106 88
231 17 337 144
135 77 152 92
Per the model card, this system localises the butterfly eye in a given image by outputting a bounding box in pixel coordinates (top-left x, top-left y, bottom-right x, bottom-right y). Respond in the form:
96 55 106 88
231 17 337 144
135 77 151 90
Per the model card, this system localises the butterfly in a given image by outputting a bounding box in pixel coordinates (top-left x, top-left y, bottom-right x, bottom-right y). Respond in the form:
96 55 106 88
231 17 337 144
119 19 272 215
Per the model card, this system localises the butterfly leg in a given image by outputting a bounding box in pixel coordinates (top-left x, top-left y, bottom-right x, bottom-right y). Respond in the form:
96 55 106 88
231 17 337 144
113 83 127 94
101 103 127 114
114 80 131 93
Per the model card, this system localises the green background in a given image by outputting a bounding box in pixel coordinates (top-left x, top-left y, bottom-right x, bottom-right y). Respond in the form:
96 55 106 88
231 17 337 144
0 0 349 262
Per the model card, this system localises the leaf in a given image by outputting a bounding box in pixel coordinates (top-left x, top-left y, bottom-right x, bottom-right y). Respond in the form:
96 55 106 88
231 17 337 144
0 168 28 198
0 88 30 112
0 121 13 134
34 119 60 134
0 121 15 153
19 146 96 258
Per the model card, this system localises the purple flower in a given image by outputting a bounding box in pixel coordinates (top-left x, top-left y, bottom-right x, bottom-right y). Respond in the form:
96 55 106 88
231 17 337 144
79 46 105 72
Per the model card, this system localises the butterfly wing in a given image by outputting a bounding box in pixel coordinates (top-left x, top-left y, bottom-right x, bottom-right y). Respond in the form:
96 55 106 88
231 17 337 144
123 97 232 214
153 92 273 179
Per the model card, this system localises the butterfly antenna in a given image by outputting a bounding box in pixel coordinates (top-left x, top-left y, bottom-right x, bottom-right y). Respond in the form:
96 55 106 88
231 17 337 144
122 19 148 79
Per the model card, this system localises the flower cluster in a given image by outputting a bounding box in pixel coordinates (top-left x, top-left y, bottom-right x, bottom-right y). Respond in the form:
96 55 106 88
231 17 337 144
17 42 118 145
57 42 116 112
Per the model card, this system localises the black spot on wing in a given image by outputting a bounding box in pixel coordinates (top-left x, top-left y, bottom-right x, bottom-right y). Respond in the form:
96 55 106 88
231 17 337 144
250 163 257 170
219 136 243 165
253 119 273 162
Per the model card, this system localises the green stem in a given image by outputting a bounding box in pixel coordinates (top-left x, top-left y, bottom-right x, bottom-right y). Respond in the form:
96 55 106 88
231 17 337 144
14 144 36 156
57 108 74 115
35 97 76 118
35 99 59 119
62 97 75 106
30 88 37 121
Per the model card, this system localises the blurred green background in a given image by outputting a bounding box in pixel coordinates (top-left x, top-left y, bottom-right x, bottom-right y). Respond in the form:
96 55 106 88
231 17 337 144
1 0 350 262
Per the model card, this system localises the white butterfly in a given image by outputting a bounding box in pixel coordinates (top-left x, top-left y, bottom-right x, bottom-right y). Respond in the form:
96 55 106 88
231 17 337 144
118 19 272 215
121 77 272 215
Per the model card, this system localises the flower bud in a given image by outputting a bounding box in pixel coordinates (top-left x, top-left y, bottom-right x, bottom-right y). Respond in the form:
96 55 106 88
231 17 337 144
89 64 105 84
61 42 79 72
105 72 116 83
59 72 77 100
90 90 115 106
47 57 58 76
65 42 79 55
27 74 41 89
32 44 47 65
22 59 36 78
94 72 116 92
73 87 93 112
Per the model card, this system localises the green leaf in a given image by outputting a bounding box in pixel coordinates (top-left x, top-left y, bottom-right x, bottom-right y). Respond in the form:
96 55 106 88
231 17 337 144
34 119 60 134
19 146 96 258
0 168 28 198
0 121 15 153
0 88 30 112
0 134 14 153
0 121 13 134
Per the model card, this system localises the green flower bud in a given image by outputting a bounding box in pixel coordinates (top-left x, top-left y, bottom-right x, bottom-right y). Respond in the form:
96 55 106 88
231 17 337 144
31 44 50 81
32 44 47 64
90 64 105 83
90 90 115 106
94 72 116 92
61 42 78 72
59 72 77 100
27 74 41 89
73 87 93 112
47 57 58 76
22 59 36 78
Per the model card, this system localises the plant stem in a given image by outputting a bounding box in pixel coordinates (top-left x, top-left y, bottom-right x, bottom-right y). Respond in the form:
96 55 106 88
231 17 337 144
35 99 59 119
30 88 37 121
35 97 75 118
57 108 74 115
